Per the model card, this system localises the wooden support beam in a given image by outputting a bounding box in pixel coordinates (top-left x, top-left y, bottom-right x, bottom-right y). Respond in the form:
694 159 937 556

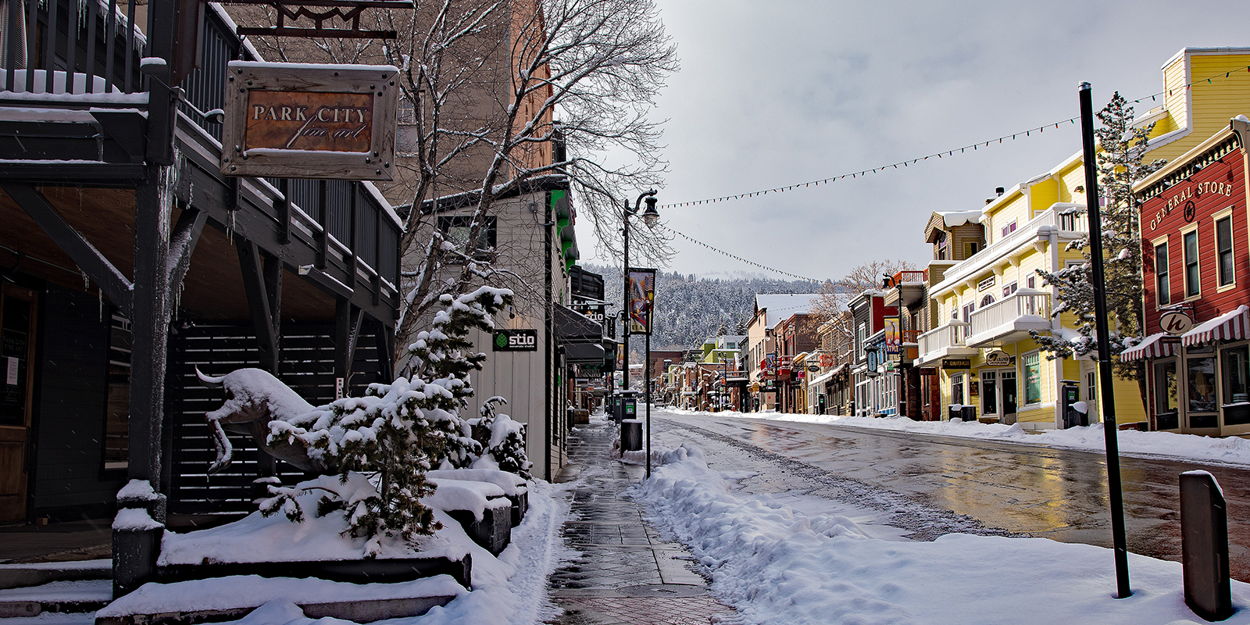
166 207 207 292
237 240 281 371
334 298 363 395
1 182 134 316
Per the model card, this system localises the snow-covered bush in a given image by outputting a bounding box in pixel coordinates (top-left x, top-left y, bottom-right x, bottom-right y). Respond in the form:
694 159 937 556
207 286 512 545
469 397 532 480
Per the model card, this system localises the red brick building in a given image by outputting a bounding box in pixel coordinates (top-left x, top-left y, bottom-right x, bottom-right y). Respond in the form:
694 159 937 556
1124 117 1250 435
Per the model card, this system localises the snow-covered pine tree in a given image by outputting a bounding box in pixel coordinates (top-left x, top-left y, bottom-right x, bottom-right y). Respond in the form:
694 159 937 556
469 396 532 479
1032 92 1165 381
255 286 513 546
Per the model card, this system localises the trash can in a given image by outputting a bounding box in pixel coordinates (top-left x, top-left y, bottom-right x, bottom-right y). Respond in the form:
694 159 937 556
961 405 977 422
948 405 963 421
621 419 643 451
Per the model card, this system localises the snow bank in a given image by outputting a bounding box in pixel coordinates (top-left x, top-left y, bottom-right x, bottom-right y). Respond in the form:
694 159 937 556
426 469 528 496
425 478 508 521
670 408 1250 467
634 443 1250 625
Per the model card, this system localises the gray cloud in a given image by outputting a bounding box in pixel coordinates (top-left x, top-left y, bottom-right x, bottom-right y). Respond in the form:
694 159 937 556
586 0 1250 280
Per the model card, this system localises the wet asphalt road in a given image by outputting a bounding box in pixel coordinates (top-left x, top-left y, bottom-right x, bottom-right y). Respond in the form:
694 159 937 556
654 411 1250 582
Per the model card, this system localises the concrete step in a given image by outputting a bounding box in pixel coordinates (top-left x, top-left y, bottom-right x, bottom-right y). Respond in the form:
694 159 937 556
0 559 111 590
0 579 113 618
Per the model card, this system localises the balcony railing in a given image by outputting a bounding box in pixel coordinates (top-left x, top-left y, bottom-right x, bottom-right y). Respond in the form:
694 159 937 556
917 321 969 359
933 204 1089 295
967 290 1051 344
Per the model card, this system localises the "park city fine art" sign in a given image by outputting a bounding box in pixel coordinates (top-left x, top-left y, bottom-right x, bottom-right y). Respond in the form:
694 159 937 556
220 61 399 180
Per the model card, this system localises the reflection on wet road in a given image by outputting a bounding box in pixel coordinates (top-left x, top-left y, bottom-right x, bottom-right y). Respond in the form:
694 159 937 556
658 412 1250 582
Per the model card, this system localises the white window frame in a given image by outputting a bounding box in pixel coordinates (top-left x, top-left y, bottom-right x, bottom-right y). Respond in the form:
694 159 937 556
1152 235 1171 308
1213 207 1235 292
1181 223 1201 300
1021 350 1043 407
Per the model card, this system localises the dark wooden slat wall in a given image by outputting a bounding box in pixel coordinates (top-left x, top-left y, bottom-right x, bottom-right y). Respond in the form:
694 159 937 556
166 323 387 515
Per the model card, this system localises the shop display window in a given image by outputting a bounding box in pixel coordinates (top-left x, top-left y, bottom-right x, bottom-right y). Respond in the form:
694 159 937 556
1187 350 1217 427
982 370 997 415
1022 352 1041 405
1221 345 1250 425
1153 360 1178 430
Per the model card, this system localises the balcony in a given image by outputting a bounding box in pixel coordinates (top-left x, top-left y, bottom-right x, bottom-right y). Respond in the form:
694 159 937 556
965 290 1051 347
916 321 977 367
930 204 1089 297
889 270 928 307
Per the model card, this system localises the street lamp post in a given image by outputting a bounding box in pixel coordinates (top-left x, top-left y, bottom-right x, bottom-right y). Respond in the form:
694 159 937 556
622 190 659 477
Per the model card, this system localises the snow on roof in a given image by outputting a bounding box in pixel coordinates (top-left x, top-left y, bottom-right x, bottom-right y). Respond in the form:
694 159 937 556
937 210 982 228
755 294 822 329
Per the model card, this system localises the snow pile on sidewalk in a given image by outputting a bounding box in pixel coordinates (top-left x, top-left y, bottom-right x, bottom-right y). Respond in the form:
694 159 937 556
634 443 1250 625
671 408 1250 467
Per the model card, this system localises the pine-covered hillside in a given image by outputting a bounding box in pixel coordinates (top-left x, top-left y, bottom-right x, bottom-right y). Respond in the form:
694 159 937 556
583 264 820 350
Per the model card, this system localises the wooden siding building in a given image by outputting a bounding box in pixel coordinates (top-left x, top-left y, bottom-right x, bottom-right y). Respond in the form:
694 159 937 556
0 0 400 591
1126 118 1250 436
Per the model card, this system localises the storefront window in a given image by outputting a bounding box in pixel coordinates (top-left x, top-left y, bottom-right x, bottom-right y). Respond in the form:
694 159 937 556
982 370 997 414
951 373 964 406
1154 360 1179 430
1187 354 1217 413
1222 345 1249 403
1022 352 1041 404
1223 345 1250 426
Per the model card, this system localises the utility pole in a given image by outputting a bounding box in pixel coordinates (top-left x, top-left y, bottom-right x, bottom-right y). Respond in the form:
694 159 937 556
1079 81 1132 599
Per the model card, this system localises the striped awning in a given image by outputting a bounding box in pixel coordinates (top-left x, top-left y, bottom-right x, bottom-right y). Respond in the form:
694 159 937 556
1181 305 1250 347
1120 332 1178 362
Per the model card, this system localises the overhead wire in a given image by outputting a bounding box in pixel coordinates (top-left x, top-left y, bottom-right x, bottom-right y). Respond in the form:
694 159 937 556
659 65 1250 210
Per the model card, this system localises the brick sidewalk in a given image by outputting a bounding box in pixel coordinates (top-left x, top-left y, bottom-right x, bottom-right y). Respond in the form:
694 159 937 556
547 417 735 625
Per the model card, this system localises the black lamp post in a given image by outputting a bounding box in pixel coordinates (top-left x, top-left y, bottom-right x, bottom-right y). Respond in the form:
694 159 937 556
622 190 659 477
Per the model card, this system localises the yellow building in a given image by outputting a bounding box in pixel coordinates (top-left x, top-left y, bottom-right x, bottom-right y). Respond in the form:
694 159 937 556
916 47 1250 430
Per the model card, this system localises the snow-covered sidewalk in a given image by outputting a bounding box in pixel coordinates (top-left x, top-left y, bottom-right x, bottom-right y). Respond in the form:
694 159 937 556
667 407 1250 467
632 442 1250 625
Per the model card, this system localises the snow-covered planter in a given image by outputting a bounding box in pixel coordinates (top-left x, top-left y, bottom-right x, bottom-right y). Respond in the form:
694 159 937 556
201 287 513 546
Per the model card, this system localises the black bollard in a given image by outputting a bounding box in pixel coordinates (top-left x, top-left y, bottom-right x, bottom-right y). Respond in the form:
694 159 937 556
1180 470 1233 621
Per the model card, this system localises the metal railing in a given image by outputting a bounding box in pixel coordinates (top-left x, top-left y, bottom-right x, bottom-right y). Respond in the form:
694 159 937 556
1 0 146 95
968 291 1050 339
917 321 969 358
935 205 1090 294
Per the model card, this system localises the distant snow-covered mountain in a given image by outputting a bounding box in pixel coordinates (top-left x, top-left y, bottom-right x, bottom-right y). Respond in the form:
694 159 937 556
582 263 820 351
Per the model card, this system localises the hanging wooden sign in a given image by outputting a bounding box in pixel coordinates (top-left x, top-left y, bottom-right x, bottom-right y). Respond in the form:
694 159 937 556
220 61 399 180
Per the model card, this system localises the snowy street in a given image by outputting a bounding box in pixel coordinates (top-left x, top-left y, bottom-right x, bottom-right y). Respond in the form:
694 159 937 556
648 409 1250 582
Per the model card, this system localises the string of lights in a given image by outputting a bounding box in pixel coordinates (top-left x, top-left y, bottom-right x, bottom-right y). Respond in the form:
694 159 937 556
657 222 829 284
659 65 1250 210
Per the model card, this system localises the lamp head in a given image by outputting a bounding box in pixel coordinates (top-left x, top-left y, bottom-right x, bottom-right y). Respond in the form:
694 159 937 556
642 196 660 228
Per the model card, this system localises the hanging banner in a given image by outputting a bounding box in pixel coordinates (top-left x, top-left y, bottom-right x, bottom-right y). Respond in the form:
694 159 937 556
220 61 399 180
883 316 902 355
627 268 656 335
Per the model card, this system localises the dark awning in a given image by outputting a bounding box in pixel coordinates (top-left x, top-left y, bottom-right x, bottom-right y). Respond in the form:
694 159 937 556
564 342 606 363
555 304 603 341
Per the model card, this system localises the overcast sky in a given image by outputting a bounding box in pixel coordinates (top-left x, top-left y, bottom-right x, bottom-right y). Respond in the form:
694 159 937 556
584 0 1250 281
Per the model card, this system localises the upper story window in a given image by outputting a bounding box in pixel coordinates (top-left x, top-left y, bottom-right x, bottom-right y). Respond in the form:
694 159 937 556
1183 228 1200 298
1000 220 1018 238
933 231 949 260
964 242 981 258
438 215 498 261
979 294 995 307
1216 213 1234 288
1155 240 1171 306
962 302 976 323
1002 282 1018 298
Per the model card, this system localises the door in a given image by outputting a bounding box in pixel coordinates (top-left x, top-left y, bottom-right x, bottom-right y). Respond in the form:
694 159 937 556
1001 371 1018 424
0 285 37 522
1085 370 1100 422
